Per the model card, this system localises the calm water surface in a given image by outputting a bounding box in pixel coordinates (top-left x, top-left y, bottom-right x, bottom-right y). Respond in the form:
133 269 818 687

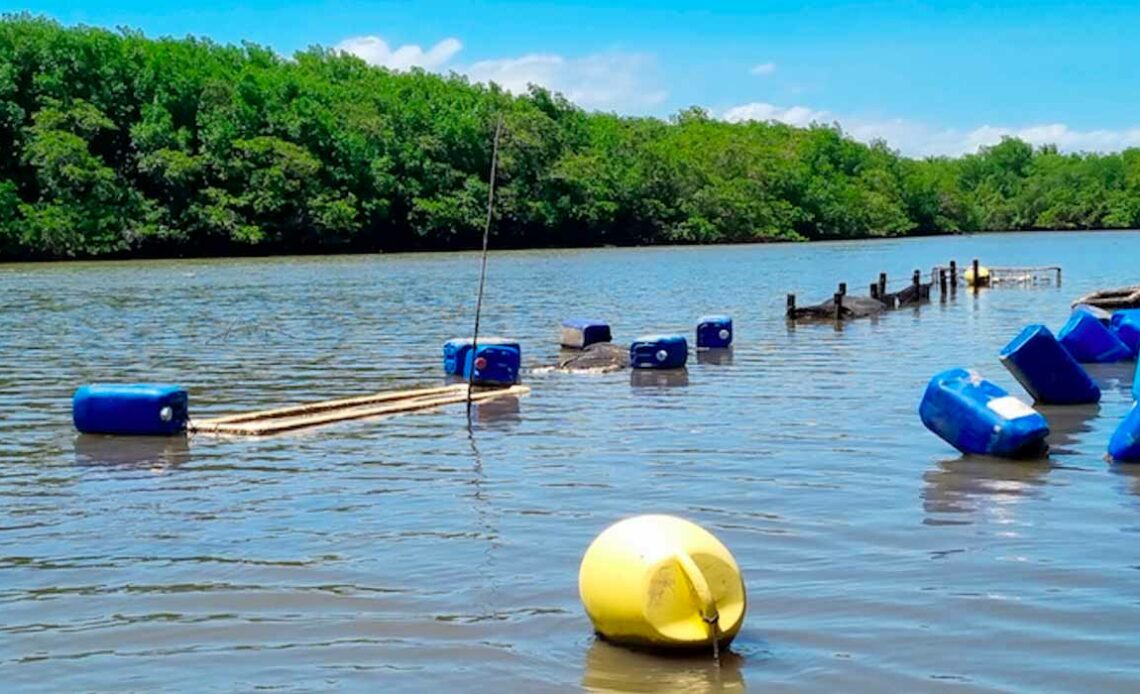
2 232 1140 692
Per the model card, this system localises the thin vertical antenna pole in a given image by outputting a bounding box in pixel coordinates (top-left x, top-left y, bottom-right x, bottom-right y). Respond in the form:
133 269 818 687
467 116 504 421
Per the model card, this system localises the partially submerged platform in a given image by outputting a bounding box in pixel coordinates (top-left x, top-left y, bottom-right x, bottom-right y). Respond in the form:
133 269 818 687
1073 286 1140 311
190 383 529 436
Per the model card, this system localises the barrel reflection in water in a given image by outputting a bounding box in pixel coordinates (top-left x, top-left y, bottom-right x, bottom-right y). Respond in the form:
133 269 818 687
73 434 192 469
582 640 745 693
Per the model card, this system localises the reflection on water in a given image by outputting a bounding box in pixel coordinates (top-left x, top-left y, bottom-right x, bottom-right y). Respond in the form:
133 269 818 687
472 396 522 429
1037 403 1101 453
73 434 191 469
1085 362 1138 399
697 349 734 366
582 639 745 693
923 456 1053 522
630 368 690 388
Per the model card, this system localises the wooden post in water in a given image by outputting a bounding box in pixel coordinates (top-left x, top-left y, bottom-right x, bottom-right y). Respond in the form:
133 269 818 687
838 282 847 297
939 268 948 295
949 260 958 289
870 282 879 300
786 293 796 318
834 292 844 321
1057 267 1062 286
878 272 887 298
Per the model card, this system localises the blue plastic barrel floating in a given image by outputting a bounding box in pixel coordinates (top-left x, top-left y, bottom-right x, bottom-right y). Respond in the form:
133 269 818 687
73 384 189 436
1075 303 1113 326
630 335 688 370
696 315 733 350
919 368 1050 458
1134 361 1140 401
999 324 1100 404
1057 309 1132 363
1108 403 1140 463
1111 309 1140 358
561 319 613 350
463 343 521 386
443 336 519 376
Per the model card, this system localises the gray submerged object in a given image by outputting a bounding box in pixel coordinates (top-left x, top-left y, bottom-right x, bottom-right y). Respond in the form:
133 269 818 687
555 342 630 372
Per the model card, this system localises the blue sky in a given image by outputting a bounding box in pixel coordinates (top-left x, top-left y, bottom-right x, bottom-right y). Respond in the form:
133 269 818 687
18 0 1140 155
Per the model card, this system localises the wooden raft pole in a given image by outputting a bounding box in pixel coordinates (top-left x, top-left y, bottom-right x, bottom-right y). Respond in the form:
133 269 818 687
191 384 530 437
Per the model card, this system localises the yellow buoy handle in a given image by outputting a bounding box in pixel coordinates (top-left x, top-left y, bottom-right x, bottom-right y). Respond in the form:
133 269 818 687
674 551 719 629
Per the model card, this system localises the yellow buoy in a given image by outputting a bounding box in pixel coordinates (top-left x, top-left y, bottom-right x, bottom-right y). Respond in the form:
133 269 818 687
578 515 746 650
964 264 991 287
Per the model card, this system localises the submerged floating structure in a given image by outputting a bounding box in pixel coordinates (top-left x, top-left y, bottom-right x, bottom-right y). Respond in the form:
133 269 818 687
919 368 1050 458
1073 285 1140 311
190 383 529 437
999 325 1101 405
74 381 527 438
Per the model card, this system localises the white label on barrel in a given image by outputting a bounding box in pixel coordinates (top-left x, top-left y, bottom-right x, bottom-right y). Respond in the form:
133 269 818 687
987 396 1037 420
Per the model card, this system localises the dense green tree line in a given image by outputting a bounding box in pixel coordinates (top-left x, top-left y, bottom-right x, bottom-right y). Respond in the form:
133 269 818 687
1 15 1138 260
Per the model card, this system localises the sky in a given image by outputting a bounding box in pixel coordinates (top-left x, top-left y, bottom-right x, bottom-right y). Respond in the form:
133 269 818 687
17 0 1140 157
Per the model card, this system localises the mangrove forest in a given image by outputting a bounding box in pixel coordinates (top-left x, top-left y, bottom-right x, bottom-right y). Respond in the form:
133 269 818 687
2 14 1140 260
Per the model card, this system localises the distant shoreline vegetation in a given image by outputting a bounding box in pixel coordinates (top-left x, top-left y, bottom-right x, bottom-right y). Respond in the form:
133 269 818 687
2 15 1140 261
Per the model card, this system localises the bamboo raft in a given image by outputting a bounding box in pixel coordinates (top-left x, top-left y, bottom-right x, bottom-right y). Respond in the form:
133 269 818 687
189 383 530 436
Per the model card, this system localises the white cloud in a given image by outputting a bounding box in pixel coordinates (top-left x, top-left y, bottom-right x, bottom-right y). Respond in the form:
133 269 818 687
750 62 777 76
721 101 1140 156
336 35 462 71
334 33 665 112
466 51 667 111
722 102 829 128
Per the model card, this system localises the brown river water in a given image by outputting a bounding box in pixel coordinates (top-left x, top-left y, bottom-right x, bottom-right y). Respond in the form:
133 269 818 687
2 231 1140 692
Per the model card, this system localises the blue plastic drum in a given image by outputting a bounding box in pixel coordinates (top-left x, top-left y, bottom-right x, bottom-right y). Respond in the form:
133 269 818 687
630 335 688 370
919 368 1050 458
696 315 733 350
1109 403 1140 463
561 319 612 349
999 324 1100 404
73 384 189 436
1058 309 1132 363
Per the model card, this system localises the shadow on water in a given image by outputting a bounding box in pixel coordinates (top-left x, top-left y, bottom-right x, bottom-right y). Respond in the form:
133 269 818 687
472 396 522 430
73 434 191 469
630 369 690 389
922 455 1053 523
697 349 734 366
1036 403 1101 454
582 639 745 693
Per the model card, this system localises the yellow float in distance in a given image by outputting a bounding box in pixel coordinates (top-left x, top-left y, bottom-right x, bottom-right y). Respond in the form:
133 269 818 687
578 514 746 649
965 264 991 287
